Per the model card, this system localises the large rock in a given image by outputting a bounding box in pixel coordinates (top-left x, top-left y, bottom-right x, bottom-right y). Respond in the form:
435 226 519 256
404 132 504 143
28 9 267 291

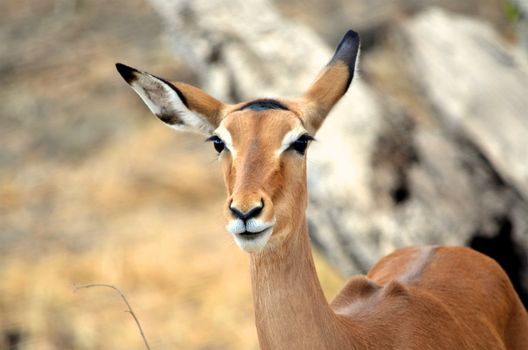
403 8 528 202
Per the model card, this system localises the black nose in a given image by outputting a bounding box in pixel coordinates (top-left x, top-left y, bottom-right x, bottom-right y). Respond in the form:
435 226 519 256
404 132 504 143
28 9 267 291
230 200 264 221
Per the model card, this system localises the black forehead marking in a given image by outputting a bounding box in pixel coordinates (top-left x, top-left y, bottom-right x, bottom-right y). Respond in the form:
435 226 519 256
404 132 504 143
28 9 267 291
239 99 289 112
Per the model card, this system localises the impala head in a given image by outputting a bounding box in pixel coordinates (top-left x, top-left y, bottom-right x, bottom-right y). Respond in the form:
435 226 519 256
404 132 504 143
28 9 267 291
117 31 360 253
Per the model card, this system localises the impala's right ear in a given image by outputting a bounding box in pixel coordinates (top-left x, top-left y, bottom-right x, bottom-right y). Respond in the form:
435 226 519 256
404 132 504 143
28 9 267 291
116 63 226 135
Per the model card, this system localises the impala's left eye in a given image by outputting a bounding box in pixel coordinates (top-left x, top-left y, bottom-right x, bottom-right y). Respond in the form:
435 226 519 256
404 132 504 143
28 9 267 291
206 135 225 153
289 134 315 155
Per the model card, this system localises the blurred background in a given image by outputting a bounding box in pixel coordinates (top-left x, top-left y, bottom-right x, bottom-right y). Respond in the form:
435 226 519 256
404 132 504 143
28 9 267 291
1 0 527 349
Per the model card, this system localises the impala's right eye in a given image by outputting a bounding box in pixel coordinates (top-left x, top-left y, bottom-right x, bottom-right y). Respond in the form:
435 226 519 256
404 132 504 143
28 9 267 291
206 135 225 153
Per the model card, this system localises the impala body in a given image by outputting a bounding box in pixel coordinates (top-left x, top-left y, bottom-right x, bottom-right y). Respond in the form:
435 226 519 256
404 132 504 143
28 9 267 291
117 30 528 349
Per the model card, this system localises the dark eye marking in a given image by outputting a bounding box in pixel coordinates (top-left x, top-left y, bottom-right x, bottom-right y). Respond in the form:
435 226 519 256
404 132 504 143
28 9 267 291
288 134 315 155
205 135 225 153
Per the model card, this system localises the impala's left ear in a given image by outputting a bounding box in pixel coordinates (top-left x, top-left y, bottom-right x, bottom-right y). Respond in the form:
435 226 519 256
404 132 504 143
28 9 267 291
116 63 226 135
298 30 360 134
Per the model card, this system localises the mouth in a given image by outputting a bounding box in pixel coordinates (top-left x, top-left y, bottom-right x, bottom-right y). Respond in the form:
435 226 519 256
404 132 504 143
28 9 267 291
237 228 272 240
232 226 273 252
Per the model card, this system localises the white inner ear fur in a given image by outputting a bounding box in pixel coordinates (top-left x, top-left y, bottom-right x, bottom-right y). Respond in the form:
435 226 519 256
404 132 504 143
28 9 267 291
129 73 214 134
214 124 237 159
276 125 308 156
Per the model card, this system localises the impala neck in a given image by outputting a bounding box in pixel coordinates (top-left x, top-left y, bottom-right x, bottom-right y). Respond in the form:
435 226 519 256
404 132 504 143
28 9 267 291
249 216 351 349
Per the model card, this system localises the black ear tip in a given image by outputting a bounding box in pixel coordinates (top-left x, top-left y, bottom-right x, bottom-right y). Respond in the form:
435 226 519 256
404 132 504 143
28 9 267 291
329 29 361 70
115 63 139 83
337 30 361 53
344 30 360 43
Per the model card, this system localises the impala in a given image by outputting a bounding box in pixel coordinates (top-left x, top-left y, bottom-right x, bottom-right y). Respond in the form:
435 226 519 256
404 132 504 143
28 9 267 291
116 30 528 349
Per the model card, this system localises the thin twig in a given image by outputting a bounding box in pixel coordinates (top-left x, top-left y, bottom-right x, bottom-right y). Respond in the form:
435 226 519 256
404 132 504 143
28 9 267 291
74 283 151 350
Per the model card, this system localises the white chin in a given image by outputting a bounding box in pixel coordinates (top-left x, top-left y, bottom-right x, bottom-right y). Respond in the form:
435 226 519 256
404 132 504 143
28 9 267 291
232 228 273 252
